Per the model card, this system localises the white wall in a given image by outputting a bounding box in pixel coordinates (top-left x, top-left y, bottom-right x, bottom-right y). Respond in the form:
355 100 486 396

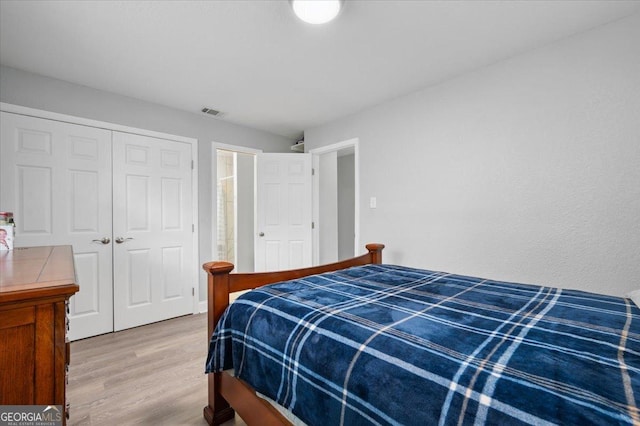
338 154 355 260
318 151 338 264
0 65 293 301
305 13 640 297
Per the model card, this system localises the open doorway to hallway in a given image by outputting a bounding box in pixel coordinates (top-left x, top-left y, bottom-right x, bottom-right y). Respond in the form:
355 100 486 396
311 138 360 265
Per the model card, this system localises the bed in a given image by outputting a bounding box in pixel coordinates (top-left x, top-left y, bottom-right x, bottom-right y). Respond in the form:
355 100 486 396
203 243 640 425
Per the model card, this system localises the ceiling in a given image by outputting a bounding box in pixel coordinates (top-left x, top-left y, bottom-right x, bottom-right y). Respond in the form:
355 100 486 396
1 1 639 140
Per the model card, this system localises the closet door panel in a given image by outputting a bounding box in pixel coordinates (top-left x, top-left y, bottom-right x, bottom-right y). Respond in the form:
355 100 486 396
72 252 101 315
112 131 194 331
0 112 113 340
17 165 53 234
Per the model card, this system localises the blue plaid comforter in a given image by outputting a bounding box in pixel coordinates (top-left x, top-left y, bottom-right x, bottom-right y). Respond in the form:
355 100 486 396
205 264 640 425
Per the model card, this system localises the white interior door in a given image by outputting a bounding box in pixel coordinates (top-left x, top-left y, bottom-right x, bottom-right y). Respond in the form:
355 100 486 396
255 153 312 271
0 112 113 340
112 132 194 331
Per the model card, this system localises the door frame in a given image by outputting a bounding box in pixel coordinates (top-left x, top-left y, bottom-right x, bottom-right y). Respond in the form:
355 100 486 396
209 143 262 310
211 143 262 267
309 138 360 265
0 102 201 315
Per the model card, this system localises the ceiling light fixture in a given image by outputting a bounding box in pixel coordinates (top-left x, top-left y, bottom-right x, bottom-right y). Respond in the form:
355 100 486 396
291 0 343 25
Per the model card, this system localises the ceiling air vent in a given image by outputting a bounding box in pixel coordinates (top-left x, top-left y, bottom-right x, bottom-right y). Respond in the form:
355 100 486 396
201 107 223 117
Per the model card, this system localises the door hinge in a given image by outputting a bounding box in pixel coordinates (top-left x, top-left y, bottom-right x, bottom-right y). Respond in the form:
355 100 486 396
192 287 195 296
312 222 315 229
312 168 315 176
192 224 195 232
191 160 194 170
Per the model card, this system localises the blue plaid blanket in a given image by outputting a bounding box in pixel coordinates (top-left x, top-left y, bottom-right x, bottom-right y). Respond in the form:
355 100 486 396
206 264 640 425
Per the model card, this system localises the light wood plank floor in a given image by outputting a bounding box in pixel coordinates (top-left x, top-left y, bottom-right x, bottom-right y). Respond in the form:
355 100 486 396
68 313 244 425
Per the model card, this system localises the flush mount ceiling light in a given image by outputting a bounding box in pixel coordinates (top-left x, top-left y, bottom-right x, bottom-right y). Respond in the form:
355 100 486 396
291 0 343 25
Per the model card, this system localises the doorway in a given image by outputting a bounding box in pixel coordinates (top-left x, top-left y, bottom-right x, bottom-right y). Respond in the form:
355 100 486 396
310 138 360 265
215 140 351 273
213 144 260 272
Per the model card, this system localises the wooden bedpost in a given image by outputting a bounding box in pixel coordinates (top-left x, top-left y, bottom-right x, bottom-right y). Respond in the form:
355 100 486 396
366 243 385 264
202 261 236 425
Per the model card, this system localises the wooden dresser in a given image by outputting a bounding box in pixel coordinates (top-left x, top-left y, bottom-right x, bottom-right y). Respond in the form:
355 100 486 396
0 245 79 422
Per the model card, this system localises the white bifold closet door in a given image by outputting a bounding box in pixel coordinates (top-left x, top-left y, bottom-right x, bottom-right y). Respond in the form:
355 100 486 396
0 112 194 340
0 112 114 340
112 132 194 331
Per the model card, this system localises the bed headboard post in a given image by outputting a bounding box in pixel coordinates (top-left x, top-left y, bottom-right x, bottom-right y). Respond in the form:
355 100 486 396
202 261 236 425
203 261 235 344
366 243 385 264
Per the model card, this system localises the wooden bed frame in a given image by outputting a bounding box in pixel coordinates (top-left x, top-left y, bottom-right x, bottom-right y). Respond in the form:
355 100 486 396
202 243 385 425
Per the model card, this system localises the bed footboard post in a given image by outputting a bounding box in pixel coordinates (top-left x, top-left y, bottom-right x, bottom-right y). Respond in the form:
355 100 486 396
202 261 236 425
366 243 385 264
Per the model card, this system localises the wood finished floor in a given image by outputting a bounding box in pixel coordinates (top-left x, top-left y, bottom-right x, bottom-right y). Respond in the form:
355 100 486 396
68 313 245 425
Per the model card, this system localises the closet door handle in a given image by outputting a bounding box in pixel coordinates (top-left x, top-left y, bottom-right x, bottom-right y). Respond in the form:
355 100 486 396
115 237 134 244
92 237 111 245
